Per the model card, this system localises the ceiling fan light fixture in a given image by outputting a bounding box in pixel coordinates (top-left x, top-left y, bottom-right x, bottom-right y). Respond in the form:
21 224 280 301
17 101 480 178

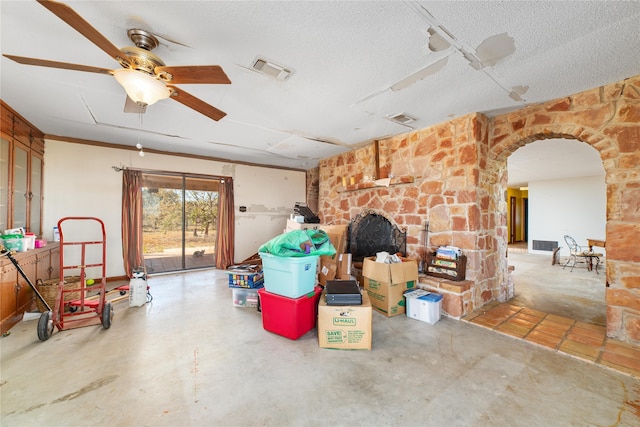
113 69 170 106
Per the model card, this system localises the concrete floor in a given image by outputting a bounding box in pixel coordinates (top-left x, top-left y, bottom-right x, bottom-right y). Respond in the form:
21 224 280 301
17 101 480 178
507 248 607 325
2 268 639 426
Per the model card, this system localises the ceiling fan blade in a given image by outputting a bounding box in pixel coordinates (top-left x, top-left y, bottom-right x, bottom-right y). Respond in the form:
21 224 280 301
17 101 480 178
155 65 231 85
3 54 113 75
167 85 227 121
124 96 147 113
37 0 127 64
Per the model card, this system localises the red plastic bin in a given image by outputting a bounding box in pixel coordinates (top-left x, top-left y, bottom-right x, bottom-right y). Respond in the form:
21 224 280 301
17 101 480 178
258 286 322 340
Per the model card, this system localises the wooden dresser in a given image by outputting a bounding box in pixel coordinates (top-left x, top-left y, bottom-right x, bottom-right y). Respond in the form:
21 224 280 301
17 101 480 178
1 243 60 334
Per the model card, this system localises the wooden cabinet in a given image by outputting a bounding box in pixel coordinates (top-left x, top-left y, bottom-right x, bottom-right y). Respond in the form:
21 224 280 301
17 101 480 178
0 137 9 231
426 252 467 281
36 245 59 283
0 100 45 237
0 243 59 334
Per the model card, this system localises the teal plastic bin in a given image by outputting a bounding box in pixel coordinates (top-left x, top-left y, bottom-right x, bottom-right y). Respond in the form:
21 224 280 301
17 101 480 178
259 252 319 298
1 234 24 252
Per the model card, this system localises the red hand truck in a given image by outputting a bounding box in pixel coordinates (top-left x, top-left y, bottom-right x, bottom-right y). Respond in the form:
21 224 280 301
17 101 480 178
36 217 113 341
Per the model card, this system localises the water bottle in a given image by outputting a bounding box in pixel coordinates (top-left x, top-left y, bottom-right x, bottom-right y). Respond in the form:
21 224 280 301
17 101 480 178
53 226 60 242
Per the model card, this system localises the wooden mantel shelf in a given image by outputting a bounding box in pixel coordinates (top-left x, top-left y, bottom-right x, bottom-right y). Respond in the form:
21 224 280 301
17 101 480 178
337 175 415 193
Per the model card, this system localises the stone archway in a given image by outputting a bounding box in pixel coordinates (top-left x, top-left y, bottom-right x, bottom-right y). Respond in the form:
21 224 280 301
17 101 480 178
487 76 640 344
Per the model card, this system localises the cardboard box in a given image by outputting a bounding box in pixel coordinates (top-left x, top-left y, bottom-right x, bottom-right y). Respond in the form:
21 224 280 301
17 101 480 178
317 225 348 286
336 253 352 279
318 291 372 350
318 262 338 286
227 270 264 288
362 257 418 317
319 225 348 253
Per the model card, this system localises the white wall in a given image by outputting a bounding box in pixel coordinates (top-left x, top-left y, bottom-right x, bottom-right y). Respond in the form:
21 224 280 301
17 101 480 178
43 140 305 277
528 175 606 256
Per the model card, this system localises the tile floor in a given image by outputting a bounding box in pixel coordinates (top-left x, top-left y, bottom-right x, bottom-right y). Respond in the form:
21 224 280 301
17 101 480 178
506 248 606 326
463 301 640 378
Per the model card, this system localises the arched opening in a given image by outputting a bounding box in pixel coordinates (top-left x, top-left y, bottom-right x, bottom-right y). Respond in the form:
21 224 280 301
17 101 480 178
505 138 607 325
484 76 640 347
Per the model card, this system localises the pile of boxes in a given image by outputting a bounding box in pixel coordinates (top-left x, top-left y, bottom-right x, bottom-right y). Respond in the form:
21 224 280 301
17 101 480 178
284 221 351 286
232 222 446 350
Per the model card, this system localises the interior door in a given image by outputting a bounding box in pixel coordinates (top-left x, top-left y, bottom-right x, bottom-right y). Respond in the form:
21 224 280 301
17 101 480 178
523 198 529 242
509 196 516 244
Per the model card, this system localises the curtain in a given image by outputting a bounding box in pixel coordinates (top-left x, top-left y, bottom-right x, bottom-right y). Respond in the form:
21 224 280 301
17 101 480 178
215 177 235 269
122 169 144 277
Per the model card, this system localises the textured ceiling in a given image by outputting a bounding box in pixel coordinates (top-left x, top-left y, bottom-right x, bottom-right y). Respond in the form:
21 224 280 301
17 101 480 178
1 1 638 185
507 139 605 188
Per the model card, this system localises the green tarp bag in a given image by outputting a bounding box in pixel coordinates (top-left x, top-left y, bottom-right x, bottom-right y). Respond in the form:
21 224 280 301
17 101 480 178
258 229 336 257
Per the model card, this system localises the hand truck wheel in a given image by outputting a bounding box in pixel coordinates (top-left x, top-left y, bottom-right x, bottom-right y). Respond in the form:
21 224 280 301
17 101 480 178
37 311 54 341
102 302 113 329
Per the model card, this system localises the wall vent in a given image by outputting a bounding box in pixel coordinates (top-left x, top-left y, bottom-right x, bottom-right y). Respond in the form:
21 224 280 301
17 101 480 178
388 113 417 125
532 240 558 251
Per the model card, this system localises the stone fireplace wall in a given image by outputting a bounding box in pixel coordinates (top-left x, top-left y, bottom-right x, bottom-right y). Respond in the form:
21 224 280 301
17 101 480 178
317 74 640 345
319 114 491 315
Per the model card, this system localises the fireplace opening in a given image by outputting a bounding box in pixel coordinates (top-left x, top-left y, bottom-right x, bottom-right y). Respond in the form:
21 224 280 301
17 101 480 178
348 210 407 262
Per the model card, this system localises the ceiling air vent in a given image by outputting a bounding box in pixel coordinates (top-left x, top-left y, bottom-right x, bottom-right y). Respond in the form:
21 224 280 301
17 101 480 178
251 57 293 81
388 113 417 125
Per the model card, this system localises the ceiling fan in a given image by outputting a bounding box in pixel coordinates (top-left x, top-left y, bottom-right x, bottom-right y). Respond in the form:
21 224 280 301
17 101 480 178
3 0 231 121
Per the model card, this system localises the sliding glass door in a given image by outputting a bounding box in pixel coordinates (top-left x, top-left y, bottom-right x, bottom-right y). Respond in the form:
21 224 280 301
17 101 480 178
141 173 220 274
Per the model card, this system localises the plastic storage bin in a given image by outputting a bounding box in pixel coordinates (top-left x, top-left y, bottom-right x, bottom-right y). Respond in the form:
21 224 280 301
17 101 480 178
405 290 443 324
421 293 443 324
1 234 23 252
24 233 36 250
228 271 264 288
258 286 322 339
259 252 318 298
404 289 430 321
232 287 262 308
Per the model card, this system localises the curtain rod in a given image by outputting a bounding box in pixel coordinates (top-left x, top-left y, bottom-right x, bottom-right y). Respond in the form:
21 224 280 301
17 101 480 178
111 166 230 181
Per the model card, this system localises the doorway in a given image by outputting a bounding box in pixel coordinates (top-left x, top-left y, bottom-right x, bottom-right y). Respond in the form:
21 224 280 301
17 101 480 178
141 172 220 274
523 198 528 243
506 139 606 326
509 196 516 243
